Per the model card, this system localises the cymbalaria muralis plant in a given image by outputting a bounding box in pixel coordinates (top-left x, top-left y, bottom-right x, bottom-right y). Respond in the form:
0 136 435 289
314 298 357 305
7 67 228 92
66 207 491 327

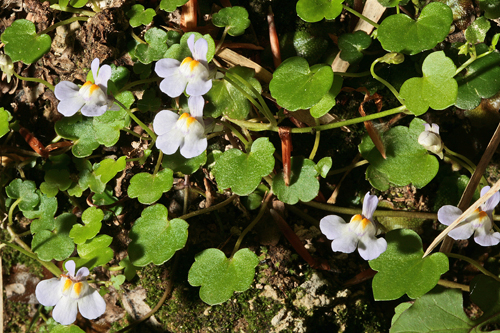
3 0 500 331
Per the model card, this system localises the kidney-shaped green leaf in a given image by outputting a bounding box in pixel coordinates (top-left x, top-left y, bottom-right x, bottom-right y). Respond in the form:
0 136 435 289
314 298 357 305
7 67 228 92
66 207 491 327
272 157 320 205
160 0 189 12
359 118 439 191
6 178 39 212
212 6 251 36
213 137 275 196
377 2 453 55
270 57 333 111
399 51 457 116
69 207 103 245
188 248 259 305
1 19 51 64
126 4 156 27
296 0 344 23
338 31 372 63
128 168 174 204
128 204 188 267
135 27 169 64
55 114 100 158
369 229 448 300
32 213 76 261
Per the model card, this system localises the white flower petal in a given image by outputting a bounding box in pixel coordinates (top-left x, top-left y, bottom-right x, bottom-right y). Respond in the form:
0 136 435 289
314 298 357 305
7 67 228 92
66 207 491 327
57 97 85 117
156 127 183 155
480 186 490 198
188 95 205 120
75 267 89 280
81 104 108 117
35 278 63 306
91 58 100 82
192 37 209 62
52 294 79 325
153 110 179 136
474 231 500 246
448 223 475 240
430 123 439 134
358 236 387 260
482 188 500 213
320 215 347 240
362 192 378 220
437 205 463 226
155 58 182 78
55 81 80 101
180 121 207 158
96 64 112 89
159 71 187 98
187 34 196 56
186 76 212 96
78 289 106 320
330 232 358 254
65 260 76 277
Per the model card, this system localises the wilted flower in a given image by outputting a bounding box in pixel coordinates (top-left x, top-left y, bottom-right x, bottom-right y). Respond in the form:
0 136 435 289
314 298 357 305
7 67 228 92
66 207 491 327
54 58 119 117
320 192 387 260
418 123 444 159
153 95 207 158
35 260 106 325
0 54 14 83
155 34 212 98
438 186 500 246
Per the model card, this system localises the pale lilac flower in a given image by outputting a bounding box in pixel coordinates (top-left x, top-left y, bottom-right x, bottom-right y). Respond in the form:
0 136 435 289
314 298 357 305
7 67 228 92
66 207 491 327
35 260 106 325
54 58 119 117
155 34 212 98
418 123 444 159
438 186 500 246
0 54 14 83
153 95 207 158
320 192 387 260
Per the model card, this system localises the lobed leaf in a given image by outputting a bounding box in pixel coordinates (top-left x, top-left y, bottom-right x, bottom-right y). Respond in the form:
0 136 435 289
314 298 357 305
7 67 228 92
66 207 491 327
32 213 76 261
0 108 12 138
338 31 372 64
72 234 114 269
135 27 169 64
126 4 156 28
6 179 39 211
1 19 51 64
69 207 104 244
212 6 251 36
296 0 344 23
159 0 189 12
127 169 174 204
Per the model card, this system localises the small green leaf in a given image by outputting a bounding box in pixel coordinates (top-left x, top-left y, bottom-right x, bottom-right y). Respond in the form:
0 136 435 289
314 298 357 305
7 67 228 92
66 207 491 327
310 74 343 118
399 51 458 116
213 138 275 196
479 0 500 19
270 57 333 111
316 157 332 178
93 188 123 220
455 44 500 110
0 108 12 138
69 0 89 8
73 158 105 195
32 213 76 261
188 248 258 305
1 19 51 64
94 91 133 147
159 0 189 12
111 275 126 289
119 257 139 281
212 6 251 36
205 66 262 119
338 31 372 63
128 169 174 204
377 2 453 55
272 157 320 205
135 27 169 64
377 0 409 7
164 32 215 63
465 17 490 44
133 62 152 80
126 4 156 28
359 118 439 191
40 169 72 198
242 184 268 211
55 114 99 158
51 325 86 333
73 234 114 269
107 64 131 95
296 0 344 23
69 207 104 244
128 204 189 267
369 229 448 300
6 179 39 211
162 150 207 175
391 287 474 332
94 156 127 185
24 191 58 233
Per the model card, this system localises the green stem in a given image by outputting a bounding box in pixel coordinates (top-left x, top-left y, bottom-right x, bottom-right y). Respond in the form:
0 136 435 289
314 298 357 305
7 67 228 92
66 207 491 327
38 17 89 35
49 4 96 16
327 160 369 176
3 240 61 277
8 198 22 226
309 118 321 160
12 72 55 92
118 77 163 94
114 99 157 143
214 26 230 55
437 279 469 292
445 155 475 176
121 128 150 139
445 252 500 283
226 105 407 133
342 5 380 28
370 58 405 104
221 121 250 150
153 151 163 175
130 30 147 45
178 194 238 220
231 192 273 258
106 266 124 272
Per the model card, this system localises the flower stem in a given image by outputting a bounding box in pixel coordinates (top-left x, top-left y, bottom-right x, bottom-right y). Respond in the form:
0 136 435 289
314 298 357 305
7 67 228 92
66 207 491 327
214 26 230 55
153 151 163 175
370 58 405 105
12 72 55 92
328 159 369 176
49 4 96 16
342 5 380 28
221 121 250 150
38 16 90 35
445 252 500 283
8 198 22 226
437 279 469 292
114 99 157 143
309 118 321 160
178 194 238 220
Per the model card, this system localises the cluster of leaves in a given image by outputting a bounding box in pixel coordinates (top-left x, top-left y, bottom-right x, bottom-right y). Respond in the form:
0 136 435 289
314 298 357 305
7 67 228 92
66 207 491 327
3 0 500 331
